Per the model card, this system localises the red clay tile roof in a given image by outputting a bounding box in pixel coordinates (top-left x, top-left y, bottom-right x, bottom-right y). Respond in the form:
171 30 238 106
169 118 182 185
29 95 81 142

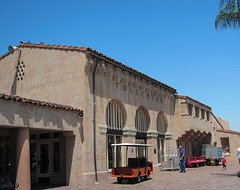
0 93 83 115
0 52 10 60
217 129 240 135
0 42 176 93
177 95 211 109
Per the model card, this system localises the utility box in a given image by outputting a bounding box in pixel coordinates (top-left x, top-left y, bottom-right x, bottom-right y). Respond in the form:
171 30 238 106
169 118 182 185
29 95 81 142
206 147 222 165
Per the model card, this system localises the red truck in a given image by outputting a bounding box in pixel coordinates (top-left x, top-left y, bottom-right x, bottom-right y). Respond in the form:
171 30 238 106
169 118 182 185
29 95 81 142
111 143 153 184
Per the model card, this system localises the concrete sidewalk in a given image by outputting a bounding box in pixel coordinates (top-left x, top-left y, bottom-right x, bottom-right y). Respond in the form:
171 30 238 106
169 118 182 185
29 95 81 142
48 164 240 190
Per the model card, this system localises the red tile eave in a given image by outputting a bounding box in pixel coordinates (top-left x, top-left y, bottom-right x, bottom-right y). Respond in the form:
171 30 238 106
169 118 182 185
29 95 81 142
176 95 211 110
217 129 240 135
0 52 10 61
0 93 83 114
17 43 88 52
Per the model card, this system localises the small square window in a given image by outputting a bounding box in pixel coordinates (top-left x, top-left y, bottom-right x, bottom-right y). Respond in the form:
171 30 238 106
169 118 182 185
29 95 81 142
221 137 230 153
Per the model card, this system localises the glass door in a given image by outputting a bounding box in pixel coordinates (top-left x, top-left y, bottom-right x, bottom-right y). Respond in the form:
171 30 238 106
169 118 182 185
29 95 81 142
37 143 50 179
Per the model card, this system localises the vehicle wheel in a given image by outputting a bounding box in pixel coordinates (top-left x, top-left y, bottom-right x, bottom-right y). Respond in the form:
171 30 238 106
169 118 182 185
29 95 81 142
206 160 210 166
117 177 122 184
144 171 150 180
136 173 141 183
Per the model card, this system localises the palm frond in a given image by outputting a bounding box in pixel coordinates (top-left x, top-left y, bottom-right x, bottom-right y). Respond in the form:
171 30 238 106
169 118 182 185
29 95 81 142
215 0 240 30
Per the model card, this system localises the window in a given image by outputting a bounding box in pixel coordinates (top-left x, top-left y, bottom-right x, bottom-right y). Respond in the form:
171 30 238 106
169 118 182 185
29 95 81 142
106 100 125 131
0 137 10 174
107 135 122 169
135 107 149 133
157 139 164 163
188 104 193 116
195 107 199 118
157 112 167 134
206 111 210 121
39 133 50 139
201 109 205 120
53 142 60 172
30 143 37 172
220 137 230 153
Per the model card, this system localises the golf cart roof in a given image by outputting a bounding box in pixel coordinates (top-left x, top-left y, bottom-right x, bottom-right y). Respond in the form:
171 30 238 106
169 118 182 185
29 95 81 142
111 143 152 147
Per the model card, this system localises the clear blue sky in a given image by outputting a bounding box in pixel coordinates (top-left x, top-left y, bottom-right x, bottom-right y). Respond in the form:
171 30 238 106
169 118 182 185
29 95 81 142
0 0 239 131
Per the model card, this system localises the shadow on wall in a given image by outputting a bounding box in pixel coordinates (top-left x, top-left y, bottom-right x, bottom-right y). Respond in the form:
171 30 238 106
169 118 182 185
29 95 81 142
65 135 76 186
0 100 82 131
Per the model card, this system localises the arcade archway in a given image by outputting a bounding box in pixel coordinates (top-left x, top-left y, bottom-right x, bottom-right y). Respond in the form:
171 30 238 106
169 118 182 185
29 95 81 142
177 130 212 157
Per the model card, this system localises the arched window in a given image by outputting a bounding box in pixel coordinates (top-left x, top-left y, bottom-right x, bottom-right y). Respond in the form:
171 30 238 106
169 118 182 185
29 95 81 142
157 112 167 134
106 100 125 131
106 100 126 169
135 107 149 133
157 112 168 163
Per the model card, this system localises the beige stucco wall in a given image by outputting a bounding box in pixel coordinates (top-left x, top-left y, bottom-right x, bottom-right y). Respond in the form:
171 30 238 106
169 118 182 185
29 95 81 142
216 117 230 130
216 132 240 163
174 98 214 141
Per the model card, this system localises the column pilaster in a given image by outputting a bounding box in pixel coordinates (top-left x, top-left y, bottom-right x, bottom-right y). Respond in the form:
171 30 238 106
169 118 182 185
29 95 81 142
16 128 30 190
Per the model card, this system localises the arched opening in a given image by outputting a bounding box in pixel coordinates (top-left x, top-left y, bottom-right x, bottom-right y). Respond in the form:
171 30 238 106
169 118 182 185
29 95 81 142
157 111 168 134
177 130 212 157
135 106 150 144
106 99 126 169
157 112 168 163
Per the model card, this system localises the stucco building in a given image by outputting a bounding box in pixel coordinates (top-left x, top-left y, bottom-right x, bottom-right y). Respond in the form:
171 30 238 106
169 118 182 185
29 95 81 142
0 42 239 189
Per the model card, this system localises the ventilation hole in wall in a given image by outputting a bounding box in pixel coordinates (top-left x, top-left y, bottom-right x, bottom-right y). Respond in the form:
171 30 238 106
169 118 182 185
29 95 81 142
21 77 23 80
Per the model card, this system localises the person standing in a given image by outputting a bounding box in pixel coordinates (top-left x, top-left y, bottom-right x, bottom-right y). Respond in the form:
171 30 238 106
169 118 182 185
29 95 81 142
237 148 240 164
222 156 227 169
179 146 186 173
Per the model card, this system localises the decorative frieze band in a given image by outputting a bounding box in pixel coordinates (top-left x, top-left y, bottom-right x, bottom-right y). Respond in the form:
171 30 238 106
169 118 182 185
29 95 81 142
147 130 159 138
122 128 137 136
89 59 175 102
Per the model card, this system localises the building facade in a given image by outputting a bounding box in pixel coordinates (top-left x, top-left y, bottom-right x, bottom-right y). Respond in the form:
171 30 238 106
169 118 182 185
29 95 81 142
0 42 239 189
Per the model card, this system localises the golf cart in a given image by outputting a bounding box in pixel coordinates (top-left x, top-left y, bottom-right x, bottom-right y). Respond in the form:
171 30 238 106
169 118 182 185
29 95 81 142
111 143 153 184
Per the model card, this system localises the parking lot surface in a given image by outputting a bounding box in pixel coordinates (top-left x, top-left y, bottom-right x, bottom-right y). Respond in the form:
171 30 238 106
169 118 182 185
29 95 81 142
50 164 240 190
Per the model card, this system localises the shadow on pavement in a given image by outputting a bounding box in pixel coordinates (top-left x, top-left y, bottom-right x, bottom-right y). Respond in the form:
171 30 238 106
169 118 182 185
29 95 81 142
210 173 237 177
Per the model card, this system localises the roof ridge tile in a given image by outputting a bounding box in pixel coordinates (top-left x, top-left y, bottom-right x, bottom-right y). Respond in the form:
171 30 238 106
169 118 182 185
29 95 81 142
0 93 83 114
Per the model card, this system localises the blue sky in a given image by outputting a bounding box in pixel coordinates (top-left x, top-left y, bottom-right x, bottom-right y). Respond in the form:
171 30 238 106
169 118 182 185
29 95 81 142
0 0 239 131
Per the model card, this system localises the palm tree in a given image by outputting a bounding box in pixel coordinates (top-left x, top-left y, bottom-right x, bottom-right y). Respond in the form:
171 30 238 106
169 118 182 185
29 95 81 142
215 0 240 29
